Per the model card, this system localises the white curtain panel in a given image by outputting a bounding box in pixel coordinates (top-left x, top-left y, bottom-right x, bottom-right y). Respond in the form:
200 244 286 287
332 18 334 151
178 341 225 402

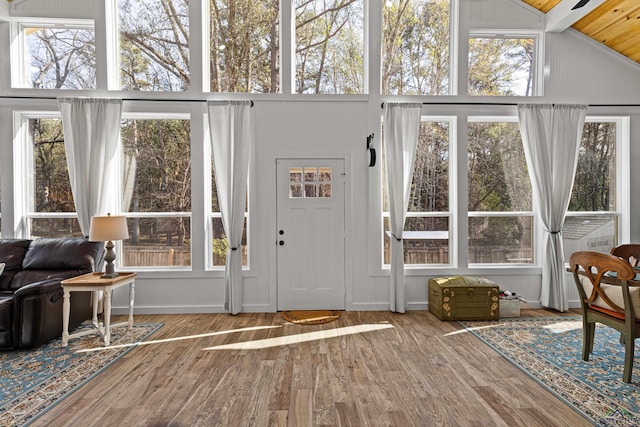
518 103 587 311
207 100 253 315
383 102 422 313
58 98 123 235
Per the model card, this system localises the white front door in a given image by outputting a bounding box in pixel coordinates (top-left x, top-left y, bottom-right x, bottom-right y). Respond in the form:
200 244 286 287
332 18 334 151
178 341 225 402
276 158 346 310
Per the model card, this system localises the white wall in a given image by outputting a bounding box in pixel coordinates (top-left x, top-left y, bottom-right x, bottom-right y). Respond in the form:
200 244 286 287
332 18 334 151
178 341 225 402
1 0 640 313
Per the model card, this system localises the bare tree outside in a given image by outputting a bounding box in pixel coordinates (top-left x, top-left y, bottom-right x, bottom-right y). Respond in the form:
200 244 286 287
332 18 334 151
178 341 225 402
119 0 190 91
25 25 95 89
210 0 280 93
295 0 364 94
382 0 450 95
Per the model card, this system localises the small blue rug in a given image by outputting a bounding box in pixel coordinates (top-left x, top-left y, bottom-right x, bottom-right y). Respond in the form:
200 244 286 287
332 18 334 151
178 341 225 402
461 317 640 427
0 322 162 426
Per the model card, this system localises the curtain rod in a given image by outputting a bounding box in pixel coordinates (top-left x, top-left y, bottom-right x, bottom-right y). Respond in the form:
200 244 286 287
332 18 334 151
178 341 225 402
0 95 254 106
380 102 640 108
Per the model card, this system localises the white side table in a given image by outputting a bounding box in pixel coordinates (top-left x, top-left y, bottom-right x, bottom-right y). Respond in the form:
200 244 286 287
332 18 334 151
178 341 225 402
61 272 137 347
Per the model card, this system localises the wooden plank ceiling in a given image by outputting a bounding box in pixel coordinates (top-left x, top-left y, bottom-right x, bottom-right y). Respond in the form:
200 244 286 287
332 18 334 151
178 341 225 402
521 0 640 63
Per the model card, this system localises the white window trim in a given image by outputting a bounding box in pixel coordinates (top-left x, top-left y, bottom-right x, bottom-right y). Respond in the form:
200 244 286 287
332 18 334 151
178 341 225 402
468 29 545 97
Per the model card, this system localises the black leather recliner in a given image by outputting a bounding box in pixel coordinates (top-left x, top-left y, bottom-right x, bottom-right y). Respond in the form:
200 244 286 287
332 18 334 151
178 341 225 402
0 238 105 349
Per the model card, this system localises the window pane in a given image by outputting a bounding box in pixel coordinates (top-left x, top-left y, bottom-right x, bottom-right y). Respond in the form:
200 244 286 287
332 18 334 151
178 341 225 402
30 218 83 239
569 122 616 211
119 0 190 91
122 217 191 267
467 121 531 211
469 216 534 264
383 216 449 265
468 37 534 96
210 0 280 93
295 0 364 94
24 25 96 89
121 118 191 267
562 214 618 261
121 119 191 213
383 121 450 212
382 0 450 95
30 118 74 213
211 217 248 267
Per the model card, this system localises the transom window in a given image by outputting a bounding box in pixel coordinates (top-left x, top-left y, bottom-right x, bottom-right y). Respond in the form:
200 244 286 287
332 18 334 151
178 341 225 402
295 0 365 94
382 0 452 95
118 0 190 91
468 31 541 96
12 19 96 89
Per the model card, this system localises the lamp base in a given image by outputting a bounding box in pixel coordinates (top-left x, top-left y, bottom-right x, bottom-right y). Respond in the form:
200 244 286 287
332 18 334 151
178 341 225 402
100 272 120 279
101 240 119 279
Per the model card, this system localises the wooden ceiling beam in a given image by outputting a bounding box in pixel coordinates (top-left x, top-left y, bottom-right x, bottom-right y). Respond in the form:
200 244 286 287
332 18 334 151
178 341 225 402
545 0 607 32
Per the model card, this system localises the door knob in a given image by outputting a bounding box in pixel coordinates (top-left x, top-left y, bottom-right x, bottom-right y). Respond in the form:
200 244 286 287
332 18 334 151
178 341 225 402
279 240 285 246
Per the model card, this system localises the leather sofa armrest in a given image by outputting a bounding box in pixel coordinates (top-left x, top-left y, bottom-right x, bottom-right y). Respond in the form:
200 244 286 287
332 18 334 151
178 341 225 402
12 278 63 300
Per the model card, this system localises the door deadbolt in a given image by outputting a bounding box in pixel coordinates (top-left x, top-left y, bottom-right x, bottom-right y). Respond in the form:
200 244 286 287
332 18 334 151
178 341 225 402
279 230 284 235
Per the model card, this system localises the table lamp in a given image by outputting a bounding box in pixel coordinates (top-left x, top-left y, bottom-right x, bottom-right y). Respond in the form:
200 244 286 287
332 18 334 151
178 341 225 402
89 213 129 279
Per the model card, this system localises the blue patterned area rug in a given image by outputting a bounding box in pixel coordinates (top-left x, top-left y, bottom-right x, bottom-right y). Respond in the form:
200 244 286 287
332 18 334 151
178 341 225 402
461 317 640 427
0 322 162 426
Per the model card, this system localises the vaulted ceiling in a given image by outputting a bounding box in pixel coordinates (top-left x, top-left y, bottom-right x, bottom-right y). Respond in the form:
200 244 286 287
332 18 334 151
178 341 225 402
521 0 640 64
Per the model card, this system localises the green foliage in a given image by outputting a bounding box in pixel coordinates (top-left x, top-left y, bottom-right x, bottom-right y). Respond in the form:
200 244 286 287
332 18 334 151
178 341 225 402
468 37 534 96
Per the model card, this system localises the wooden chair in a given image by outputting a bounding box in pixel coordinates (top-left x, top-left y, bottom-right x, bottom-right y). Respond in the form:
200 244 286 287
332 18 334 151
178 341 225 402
568 251 640 383
610 244 640 267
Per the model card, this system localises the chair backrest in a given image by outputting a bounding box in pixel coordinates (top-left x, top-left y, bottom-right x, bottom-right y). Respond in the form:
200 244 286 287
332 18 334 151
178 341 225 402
610 244 640 268
568 251 636 318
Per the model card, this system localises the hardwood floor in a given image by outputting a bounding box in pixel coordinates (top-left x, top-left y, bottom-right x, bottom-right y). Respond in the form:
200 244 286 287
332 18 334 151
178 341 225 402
34 310 589 427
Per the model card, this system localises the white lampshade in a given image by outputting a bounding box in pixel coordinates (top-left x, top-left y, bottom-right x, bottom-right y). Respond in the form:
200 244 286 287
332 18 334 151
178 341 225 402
89 214 129 242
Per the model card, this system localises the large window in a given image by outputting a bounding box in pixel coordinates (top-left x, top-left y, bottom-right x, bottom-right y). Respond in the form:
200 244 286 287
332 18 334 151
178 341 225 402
468 32 541 96
120 116 192 268
563 119 624 260
382 118 453 266
295 0 364 94
467 118 534 264
25 115 82 238
382 0 451 95
12 19 96 89
209 0 280 93
118 0 190 91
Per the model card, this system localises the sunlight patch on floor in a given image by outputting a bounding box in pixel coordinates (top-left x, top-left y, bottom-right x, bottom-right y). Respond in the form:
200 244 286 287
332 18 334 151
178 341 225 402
543 320 582 333
202 324 395 350
444 324 502 336
74 325 281 354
